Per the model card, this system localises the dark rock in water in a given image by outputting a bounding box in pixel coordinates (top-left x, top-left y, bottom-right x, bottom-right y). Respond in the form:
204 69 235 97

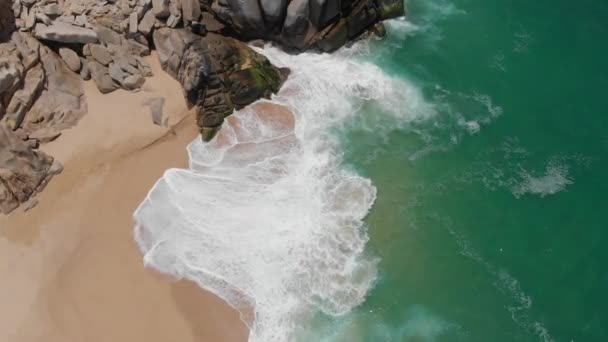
153 28 288 141
209 0 404 52
0 125 54 215
260 0 289 28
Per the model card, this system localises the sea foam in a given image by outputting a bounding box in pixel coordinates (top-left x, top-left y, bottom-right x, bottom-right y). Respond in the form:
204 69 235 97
133 44 427 341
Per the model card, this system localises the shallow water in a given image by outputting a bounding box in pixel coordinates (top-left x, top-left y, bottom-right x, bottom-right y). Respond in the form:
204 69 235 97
134 0 608 341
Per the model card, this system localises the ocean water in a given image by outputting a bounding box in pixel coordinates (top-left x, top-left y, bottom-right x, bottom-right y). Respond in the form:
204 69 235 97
134 0 608 341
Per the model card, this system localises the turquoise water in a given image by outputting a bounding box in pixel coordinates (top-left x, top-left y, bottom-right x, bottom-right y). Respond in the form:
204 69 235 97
315 0 608 341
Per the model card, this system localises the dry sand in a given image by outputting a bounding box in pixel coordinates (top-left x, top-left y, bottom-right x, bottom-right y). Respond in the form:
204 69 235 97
0 54 248 342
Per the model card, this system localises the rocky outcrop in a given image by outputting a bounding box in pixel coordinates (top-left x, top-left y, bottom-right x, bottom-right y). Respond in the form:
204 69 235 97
0 125 61 214
0 0 403 214
211 0 405 51
154 28 288 140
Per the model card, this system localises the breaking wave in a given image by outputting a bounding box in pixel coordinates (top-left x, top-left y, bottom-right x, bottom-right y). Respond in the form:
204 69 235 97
133 43 431 341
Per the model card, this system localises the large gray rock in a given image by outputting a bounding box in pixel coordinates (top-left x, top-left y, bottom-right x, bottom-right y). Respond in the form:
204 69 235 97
309 0 340 28
59 47 81 72
282 0 312 50
200 12 224 32
260 0 288 27
0 125 54 215
129 12 139 34
153 28 288 141
44 3 63 17
181 0 201 22
138 10 156 36
225 0 266 32
34 22 99 44
90 44 113 65
152 0 170 18
205 0 405 51
123 74 145 90
108 62 128 83
95 26 123 46
88 60 118 94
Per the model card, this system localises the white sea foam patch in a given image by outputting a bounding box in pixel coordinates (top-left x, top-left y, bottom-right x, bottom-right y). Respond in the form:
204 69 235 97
134 46 431 342
511 163 573 198
459 139 580 199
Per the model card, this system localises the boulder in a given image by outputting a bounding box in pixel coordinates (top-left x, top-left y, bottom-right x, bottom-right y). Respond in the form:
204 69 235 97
69 3 86 15
138 10 156 36
181 0 201 22
89 60 118 94
0 125 54 215
282 0 312 50
79 57 90 80
225 0 266 33
129 12 139 34
59 47 81 72
44 4 63 18
108 62 128 83
204 0 405 51
34 22 99 44
123 74 145 90
309 0 340 28
260 0 288 27
90 44 113 65
95 26 123 46
200 12 224 32
35 12 52 26
152 0 171 18
154 28 288 141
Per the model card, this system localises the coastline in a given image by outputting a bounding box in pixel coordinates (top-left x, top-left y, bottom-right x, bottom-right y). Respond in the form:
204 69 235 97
0 55 248 342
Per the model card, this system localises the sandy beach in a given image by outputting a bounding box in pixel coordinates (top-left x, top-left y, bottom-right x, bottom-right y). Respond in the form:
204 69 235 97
0 54 248 342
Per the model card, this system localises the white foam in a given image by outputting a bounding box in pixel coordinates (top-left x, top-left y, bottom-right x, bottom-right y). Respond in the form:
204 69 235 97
133 44 430 341
511 163 573 198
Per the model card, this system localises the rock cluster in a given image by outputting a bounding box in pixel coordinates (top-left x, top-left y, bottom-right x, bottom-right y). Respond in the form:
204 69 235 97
10 0 156 94
0 0 404 214
210 0 404 51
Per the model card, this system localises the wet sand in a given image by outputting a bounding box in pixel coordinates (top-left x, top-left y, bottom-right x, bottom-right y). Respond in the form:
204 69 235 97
0 54 248 342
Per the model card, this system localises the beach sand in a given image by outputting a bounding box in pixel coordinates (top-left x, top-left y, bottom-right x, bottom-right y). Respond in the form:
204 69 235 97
0 54 248 342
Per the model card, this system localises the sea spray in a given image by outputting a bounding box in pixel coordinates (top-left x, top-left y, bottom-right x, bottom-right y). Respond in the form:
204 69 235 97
133 43 432 341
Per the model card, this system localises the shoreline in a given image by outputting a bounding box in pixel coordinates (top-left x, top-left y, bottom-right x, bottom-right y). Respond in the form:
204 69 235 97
0 55 248 342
